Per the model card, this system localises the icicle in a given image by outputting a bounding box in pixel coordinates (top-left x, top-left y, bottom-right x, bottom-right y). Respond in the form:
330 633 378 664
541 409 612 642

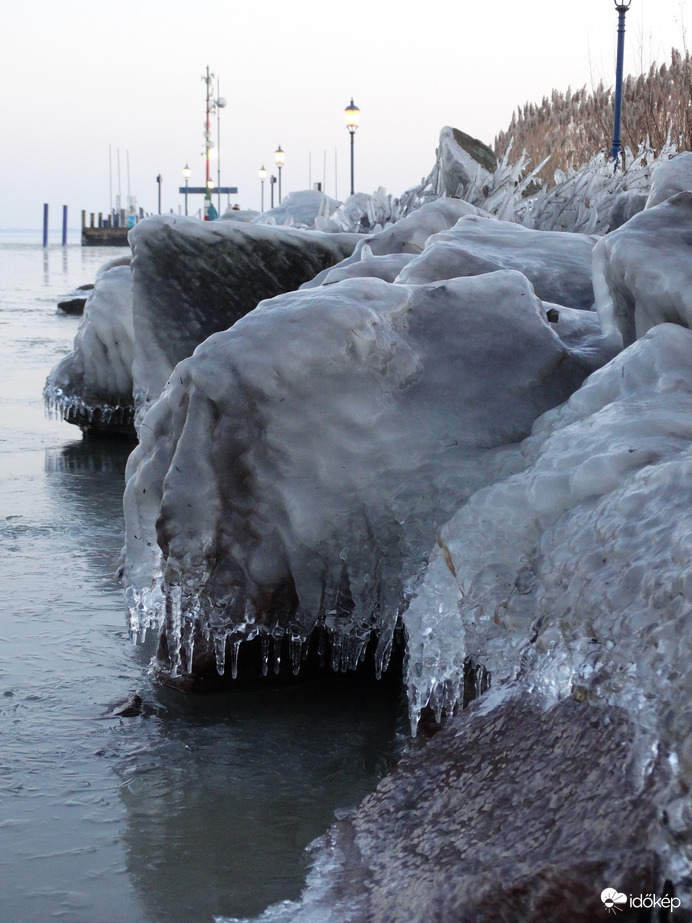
164 585 183 678
230 638 242 680
181 614 195 674
214 631 227 676
289 627 304 676
330 633 343 673
272 632 282 675
260 635 270 676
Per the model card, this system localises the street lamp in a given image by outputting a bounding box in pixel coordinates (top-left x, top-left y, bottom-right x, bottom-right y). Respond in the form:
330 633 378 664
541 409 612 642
610 0 632 170
274 145 285 204
182 164 191 215
270 175 277 208
156 174 162 214
345 98 360 196
258 165 268 211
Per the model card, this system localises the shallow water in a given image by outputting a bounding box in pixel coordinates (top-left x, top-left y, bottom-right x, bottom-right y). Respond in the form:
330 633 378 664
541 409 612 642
0 234 405 923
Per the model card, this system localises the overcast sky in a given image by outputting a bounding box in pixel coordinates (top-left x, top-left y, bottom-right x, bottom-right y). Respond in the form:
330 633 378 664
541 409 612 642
0 0 688 230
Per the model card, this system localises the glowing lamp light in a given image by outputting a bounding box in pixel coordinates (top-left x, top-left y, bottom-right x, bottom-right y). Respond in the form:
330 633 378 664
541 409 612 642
345 98 360 134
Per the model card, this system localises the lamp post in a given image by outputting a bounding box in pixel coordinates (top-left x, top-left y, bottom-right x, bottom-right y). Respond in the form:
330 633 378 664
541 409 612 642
345 98 360 196
610 1 632 170
182 164 191 215
274 145 285 204
270 175 276 208
258 166 268 211
156 174 162 214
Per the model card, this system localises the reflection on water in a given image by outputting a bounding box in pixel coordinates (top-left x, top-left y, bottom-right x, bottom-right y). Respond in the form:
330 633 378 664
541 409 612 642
118 676 405 923
1 242 406 923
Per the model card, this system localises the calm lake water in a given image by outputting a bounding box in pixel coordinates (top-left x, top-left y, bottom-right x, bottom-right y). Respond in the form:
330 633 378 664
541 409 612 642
0 233 405 923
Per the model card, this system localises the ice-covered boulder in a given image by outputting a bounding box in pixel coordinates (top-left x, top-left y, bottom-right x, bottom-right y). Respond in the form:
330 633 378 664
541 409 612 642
397 214 598 309
593 190 692 348
645 150 692 208
401 323 692 896
122 270 598 688
253 189 342 229
405 323 692 775
129 215 360 421
432 125 497 197
44 259 135 434
319 250 416 285
302 197 484 289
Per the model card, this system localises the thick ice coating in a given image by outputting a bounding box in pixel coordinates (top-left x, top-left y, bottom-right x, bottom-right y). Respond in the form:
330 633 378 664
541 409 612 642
404 324 692 763
129 215 360 421
122 270 595 685
397 214 597 310
43 260 135 434
301 198 485 289
593 190 692 348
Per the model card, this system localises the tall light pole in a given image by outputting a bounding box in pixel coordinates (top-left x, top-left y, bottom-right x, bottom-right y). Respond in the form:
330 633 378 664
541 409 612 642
182 164 191 215
345 98 360 196
274 145 285 204
258 166 267 211
215 78 227 214
610 1 632 170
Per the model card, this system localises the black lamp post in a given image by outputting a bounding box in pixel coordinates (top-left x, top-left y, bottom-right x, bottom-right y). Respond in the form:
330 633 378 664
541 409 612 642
610 0 632 170
274 146 285 204
345 98 360 196
182 164 191 215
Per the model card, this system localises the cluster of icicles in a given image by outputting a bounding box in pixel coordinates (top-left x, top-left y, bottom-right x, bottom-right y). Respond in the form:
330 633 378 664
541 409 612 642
43 383 133 430
125 581 400 683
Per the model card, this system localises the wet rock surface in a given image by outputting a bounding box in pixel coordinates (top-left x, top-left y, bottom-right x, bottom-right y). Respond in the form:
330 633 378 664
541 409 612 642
300 693 673 923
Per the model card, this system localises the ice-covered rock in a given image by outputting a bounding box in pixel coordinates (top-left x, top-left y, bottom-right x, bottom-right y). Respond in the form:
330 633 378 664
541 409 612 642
405 324 692 772
43 258 135 434
397 214 598 309
319 250 416 285
302 198 484 290
645 150 692 208
593 190 692 348
402 322 692 896
431 125 497 198
129 215 360 422
122 270 597 686
254 189 342 229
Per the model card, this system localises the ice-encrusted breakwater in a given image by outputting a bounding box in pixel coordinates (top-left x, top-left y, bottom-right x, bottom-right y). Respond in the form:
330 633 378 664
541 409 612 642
46 131 692 915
